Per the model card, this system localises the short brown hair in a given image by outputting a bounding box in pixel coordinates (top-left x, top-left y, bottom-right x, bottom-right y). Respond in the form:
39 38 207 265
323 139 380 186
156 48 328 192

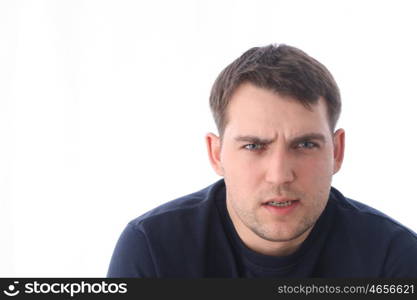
209 44 341 138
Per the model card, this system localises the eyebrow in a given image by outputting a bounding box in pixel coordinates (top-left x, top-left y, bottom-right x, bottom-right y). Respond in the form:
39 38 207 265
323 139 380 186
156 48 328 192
234 135 276 145
233 133 327 145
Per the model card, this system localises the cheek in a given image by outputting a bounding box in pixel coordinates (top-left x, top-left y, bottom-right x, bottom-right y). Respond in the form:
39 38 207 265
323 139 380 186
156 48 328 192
224 161 260 192
295 154 334 186
222 151 263 199
222 147 261 177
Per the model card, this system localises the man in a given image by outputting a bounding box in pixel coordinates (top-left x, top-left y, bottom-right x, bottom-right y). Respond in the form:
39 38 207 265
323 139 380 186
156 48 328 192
107 44 417 277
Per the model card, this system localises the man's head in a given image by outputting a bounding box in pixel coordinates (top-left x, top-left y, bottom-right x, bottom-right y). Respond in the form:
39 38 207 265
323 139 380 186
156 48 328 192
206 44 345 256
209 44 341 139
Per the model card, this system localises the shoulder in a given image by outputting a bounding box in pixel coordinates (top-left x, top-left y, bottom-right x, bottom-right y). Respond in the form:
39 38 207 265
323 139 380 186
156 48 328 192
128 179 225 232
331 187 417 237
329 187 417 276
107 179 226 277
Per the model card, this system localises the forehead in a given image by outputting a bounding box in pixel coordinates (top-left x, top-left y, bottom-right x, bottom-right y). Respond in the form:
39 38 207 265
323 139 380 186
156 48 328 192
225 83 330 138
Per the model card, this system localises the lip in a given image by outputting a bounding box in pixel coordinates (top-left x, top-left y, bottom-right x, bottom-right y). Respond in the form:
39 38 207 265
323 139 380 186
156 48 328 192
262 197 299 205
262 198 300 216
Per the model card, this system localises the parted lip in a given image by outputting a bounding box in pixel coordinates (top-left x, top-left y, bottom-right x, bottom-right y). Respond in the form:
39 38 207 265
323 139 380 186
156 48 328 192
262 197 299 204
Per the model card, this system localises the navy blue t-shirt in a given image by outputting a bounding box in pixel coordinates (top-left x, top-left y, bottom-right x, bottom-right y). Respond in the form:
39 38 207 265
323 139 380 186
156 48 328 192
107 179 417 277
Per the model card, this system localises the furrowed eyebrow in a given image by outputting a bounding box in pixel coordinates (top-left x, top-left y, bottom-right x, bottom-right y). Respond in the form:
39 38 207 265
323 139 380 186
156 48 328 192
290 133 327 145
234 135 276 145
233 133 327 145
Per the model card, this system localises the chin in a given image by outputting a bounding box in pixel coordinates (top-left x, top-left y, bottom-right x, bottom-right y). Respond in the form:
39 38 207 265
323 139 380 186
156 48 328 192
258 223 312 243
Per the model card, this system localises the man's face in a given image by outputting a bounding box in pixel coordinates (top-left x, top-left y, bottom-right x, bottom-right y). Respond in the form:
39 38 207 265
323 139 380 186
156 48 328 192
207 83 344 250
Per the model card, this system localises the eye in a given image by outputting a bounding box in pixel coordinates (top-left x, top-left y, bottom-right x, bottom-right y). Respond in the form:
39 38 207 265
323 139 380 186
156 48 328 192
295 141 318 149
243 143 265 151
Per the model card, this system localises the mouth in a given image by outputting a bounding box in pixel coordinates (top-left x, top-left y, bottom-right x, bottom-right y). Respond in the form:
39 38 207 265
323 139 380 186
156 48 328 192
262 198 300 215
266 200 296 207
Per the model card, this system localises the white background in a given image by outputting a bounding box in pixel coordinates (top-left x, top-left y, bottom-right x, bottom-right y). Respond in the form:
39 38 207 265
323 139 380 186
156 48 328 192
1 0 416 277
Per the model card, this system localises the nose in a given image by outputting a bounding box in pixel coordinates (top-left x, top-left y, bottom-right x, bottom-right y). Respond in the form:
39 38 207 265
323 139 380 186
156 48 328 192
264 149 295 185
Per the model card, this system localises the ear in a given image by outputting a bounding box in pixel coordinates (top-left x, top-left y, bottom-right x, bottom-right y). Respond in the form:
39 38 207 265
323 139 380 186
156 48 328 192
205 132 224 176
332 128 345 174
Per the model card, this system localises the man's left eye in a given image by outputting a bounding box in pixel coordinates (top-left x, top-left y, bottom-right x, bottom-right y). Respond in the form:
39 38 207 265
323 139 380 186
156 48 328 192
296 141 318 149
